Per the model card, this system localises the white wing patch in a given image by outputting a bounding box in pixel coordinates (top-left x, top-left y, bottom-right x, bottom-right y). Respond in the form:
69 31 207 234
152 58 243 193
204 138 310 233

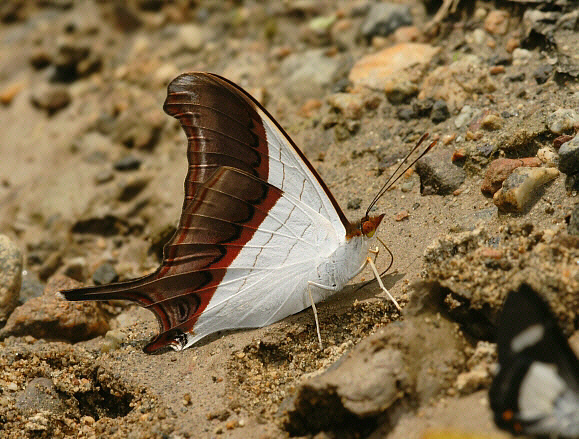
260 109 346 237
511 324 544 353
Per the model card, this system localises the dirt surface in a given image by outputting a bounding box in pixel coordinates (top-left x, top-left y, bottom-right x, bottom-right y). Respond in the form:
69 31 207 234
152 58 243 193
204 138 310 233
1 1 578 438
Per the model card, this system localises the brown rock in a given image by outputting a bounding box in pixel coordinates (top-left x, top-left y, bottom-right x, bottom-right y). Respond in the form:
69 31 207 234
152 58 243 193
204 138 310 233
299 99 322 118
0 275 109 342
393 26 422 43
284 309 466 435
505 38 520 53
484 10 510 35
489 65 505 75
451 148 467 162
349 43 440 91
394 210 409 221
481 157 541 196
554 134 574 149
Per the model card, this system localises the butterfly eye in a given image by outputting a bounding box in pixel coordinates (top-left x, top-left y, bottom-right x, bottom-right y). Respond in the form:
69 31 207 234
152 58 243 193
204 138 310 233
361 220 375 237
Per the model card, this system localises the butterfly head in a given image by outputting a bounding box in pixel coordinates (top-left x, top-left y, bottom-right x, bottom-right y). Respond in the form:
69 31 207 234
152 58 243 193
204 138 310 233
359 213 385 238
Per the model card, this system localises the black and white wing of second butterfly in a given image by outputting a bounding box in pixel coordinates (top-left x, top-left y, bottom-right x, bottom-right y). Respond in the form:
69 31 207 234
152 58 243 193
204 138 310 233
489 283 579 438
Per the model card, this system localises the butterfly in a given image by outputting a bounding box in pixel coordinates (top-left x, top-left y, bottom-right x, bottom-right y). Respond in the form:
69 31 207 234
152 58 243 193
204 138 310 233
61 72 434 353
489 283 579 437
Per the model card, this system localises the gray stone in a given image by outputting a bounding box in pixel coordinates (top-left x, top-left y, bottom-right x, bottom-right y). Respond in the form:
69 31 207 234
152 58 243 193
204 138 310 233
16 378 67 416
114 155 142 171
284 303 466 435
569 204 579 236
431 100 450 123
0 235 22 321
533 65 552 84
415 151 466 195
454 105 474 129
360 3 412 41
547 109 579 135
280 49 342 99
558 134 579 175
347 197 362 210
92 262 119 285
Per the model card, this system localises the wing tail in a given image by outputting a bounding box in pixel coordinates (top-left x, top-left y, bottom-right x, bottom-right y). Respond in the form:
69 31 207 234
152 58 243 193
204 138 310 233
61 275 155 304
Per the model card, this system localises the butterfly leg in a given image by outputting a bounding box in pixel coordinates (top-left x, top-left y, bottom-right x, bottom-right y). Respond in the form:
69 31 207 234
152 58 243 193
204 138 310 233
307 281 342 351
306 283 324 351
366 255 401 312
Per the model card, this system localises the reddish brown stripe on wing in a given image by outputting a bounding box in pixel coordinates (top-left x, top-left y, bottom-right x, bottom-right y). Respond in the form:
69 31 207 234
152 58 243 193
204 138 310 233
160 166 282 273
139 168 280 351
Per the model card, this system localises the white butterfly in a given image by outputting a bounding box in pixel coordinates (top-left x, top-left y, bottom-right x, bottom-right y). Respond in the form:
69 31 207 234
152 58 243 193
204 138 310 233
62 73 433 353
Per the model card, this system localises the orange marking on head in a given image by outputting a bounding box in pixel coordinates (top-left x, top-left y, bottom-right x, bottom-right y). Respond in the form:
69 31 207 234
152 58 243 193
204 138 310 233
361 214 385 238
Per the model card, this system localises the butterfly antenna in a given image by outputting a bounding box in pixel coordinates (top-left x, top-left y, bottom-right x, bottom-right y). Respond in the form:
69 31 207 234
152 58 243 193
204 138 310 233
366 133 437 217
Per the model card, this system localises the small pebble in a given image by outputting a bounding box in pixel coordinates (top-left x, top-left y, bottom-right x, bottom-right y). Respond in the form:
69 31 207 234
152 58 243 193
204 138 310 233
537 146 559 167
92 262 119 285
431 100 450 123
30 84 71 114
394 210 409 221
415 151 466 195
489 65 505 75
0 81 25 105
484 10 510 35
512 48 532 66
454 105 474 129
360 3 412 41
533 65 552 84
114 155 142 171
347 198 362 210
480 113 503 130
547 109 579 135
451 149 466 163
63 257 88 282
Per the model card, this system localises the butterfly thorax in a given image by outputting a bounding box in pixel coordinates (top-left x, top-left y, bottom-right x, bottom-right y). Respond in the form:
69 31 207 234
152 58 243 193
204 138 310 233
313 214 384 295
